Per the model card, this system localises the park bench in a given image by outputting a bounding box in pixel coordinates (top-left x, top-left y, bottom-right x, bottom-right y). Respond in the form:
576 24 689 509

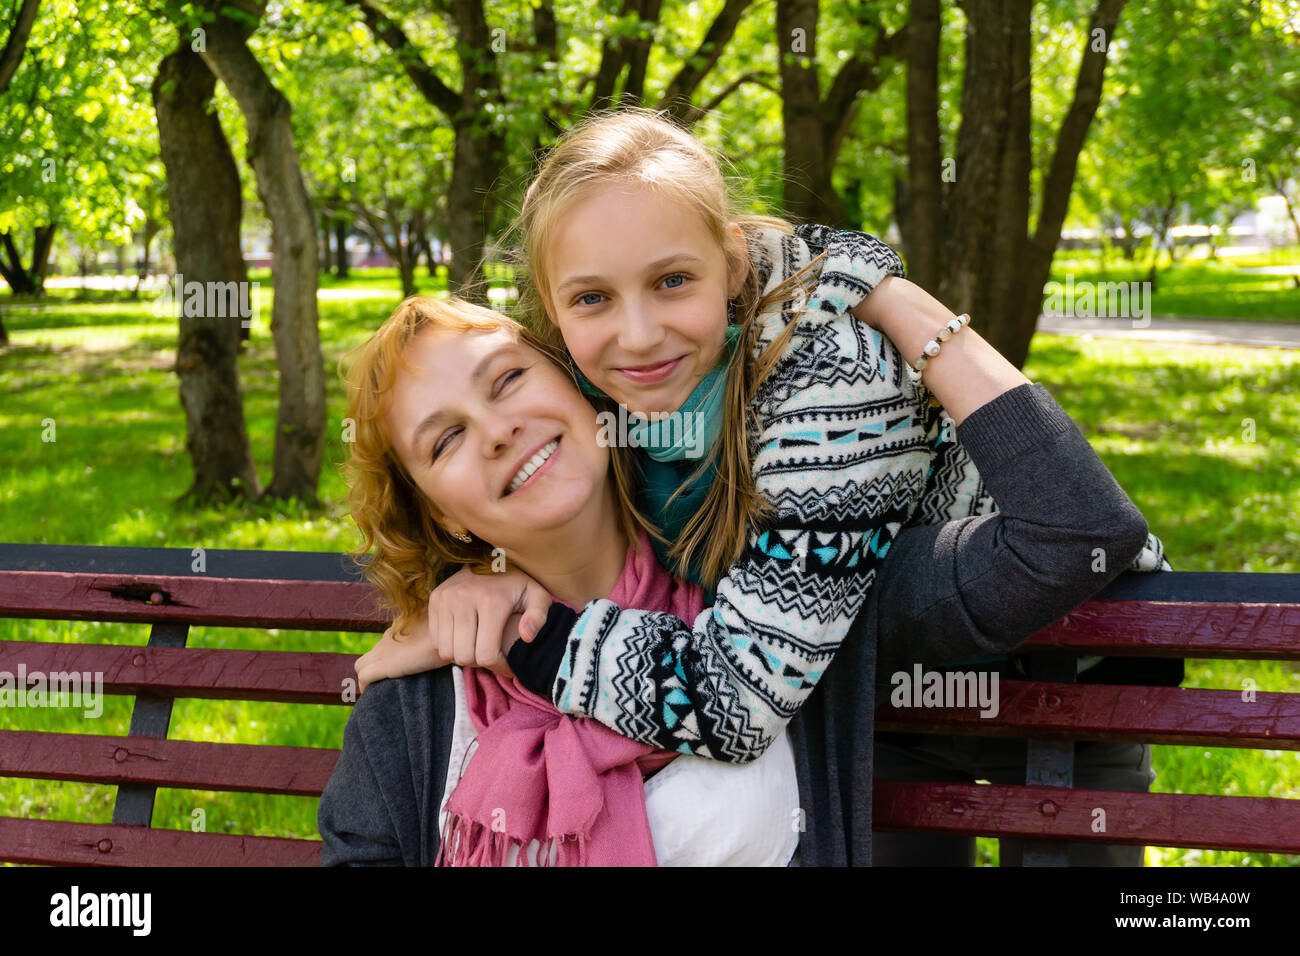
1 542 1297 866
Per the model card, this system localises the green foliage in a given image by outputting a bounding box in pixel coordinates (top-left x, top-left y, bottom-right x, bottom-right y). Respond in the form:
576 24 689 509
0 1 170 245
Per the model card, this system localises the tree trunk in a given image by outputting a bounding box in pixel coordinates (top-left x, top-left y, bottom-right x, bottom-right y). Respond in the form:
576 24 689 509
445 109 502 304
334 217 349 277
986 1 1032 355
195 2 326 506
0 224 55 295
1011 0 1127 369
0 0 41 95
399 222 417 297
132 217 160 298
152 37 262 505
776 0 844 225
903 0 942 293
937 0 1011 319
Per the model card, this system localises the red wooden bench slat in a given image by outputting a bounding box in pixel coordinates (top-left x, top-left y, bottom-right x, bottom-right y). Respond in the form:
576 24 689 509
0 571 386 631
873 782 1300 853
877 680 1300 749
0 816 321 866
1024 601 1300 659
0 730 340 796
0 640 357 704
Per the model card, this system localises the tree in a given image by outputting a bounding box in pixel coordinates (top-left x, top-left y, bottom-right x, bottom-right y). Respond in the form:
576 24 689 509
177 0 327 505
776 0 906 227
0 0 158 309
0 0 40 95
900 0 1128 368
153 29 262 504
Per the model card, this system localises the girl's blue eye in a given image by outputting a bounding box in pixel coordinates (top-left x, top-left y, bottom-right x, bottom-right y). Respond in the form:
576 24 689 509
663 273 687 289
576 292 603 307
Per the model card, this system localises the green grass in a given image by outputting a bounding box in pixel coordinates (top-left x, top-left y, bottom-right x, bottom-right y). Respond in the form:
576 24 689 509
1049 247 1300 322
2 283 1298 865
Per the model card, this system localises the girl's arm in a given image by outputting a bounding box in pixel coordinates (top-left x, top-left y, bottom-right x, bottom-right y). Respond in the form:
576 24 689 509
854 274 1171 571
508 258 1149 763
848 274 1027 426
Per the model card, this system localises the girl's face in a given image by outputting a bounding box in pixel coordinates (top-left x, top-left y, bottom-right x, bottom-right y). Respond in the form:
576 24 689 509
383 326 611 549
546 183 746 415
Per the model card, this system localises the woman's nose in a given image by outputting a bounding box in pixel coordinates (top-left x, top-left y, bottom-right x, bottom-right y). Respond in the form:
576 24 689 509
482 415 523 456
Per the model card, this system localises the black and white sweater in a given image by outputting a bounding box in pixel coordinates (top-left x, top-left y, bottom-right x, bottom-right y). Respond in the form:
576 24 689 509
508 224 1167 763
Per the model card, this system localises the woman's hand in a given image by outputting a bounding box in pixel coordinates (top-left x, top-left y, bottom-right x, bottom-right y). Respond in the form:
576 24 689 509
430 565 552 673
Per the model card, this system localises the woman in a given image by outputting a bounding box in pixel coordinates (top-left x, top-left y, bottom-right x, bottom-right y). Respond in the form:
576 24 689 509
319 293 1156 865
322 295 800 865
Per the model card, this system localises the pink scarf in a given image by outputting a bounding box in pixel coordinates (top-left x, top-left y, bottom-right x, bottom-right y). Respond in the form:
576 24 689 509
435 529 706 867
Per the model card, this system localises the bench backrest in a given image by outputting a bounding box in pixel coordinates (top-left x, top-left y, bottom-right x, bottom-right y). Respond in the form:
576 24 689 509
2 544 1298 865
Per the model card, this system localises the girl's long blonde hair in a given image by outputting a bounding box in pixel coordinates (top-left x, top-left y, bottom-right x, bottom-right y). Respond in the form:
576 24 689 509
499 106 826 589
338 295 651 636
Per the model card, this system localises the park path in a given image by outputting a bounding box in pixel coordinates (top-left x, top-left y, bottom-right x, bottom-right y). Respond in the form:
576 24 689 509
1036 314 1300 349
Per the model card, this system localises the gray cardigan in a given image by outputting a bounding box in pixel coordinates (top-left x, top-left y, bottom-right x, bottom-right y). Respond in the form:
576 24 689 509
317 382 1151 866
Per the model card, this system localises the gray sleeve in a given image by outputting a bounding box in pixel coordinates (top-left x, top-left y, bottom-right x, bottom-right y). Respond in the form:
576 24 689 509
317 697 404 867
875 382 1150 671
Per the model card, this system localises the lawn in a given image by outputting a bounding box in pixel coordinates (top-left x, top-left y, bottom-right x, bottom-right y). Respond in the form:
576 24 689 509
1049 247 1300 322
1 278 1297 866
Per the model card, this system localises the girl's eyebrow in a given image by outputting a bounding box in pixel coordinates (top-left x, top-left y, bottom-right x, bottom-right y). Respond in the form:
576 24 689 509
555 252 704 297
408 343 517 452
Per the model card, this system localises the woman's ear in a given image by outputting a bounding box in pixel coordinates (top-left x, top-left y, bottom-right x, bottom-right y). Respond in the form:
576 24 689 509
724 222 750 299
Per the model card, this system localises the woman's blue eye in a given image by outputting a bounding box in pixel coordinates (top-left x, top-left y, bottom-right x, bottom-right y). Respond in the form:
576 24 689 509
663 273 687 289
576 292 603 307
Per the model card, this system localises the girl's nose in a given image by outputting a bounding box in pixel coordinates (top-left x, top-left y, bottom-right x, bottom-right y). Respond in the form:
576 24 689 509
618 298 667 355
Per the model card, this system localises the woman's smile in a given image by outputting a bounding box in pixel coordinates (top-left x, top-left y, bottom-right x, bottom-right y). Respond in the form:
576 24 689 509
504 437 561 496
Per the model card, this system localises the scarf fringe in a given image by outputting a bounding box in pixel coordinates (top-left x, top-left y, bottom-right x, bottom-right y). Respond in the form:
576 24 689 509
436 811 588 868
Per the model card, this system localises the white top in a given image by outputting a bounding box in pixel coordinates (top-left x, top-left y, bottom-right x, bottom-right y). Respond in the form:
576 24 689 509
439 666 800 866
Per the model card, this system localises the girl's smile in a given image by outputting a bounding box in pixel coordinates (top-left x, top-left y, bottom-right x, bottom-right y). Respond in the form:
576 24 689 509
615 355 686 385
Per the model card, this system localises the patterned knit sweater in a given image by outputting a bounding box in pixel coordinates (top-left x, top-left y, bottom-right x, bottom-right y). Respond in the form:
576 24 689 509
508 224 1166 763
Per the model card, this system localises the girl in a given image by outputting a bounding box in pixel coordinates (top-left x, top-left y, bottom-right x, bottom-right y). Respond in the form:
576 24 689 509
355 108 1167 864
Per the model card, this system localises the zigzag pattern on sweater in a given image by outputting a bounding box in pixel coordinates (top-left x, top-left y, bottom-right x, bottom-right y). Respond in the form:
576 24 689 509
552 222 1173 762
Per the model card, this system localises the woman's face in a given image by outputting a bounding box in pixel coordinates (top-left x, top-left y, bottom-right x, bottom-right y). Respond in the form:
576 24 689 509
545 183 745 415
383 326 611 549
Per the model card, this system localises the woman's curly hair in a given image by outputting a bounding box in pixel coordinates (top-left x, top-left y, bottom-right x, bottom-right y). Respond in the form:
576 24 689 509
337 295 648 637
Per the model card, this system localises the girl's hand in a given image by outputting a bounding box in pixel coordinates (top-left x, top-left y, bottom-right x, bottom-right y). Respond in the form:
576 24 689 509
356 618 451 695
430 565 552 673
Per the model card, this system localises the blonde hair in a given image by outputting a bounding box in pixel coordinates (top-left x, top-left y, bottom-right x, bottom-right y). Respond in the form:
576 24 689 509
338 295 650 636
500 106 825 588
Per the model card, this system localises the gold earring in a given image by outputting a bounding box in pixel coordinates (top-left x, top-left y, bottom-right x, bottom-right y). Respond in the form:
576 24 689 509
449 528 472 543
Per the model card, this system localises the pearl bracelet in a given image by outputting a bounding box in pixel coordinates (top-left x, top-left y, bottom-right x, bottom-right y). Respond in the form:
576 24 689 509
906 313 971 385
